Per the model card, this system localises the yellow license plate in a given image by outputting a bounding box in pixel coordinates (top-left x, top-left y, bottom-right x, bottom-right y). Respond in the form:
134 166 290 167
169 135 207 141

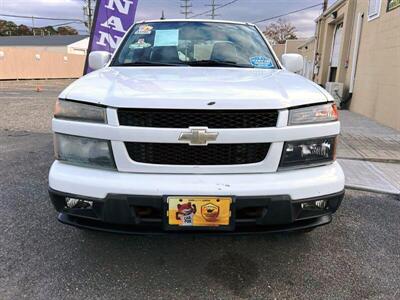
167 196 232 227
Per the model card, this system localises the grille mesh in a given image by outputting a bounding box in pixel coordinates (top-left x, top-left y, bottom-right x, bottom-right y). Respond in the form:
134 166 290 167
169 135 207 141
125 143 270 165
118 109 278 128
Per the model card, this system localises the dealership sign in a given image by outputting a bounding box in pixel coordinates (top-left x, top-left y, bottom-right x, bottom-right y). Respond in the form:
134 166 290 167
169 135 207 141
84 0 138 73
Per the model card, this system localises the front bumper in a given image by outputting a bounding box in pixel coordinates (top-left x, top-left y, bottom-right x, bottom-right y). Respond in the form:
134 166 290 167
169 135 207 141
50 189 344 235
48 161 345 234
49 161 345 200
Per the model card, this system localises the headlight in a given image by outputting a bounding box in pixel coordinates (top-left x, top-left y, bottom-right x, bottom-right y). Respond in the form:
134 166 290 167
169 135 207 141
279 136 336 170
54 134 116 170
54 99 107 123
289 103 338 125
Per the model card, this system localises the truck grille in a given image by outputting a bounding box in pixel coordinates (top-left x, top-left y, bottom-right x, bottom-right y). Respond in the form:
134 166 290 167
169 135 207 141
125 143 270 165
118 109 279 128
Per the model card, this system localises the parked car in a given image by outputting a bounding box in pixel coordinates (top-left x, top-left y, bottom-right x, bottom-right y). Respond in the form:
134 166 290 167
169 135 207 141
49 20 344 234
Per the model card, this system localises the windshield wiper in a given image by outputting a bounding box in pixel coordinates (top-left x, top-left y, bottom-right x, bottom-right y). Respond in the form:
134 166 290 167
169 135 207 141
113 61 185 67
186 60 254 68
114 60 254 68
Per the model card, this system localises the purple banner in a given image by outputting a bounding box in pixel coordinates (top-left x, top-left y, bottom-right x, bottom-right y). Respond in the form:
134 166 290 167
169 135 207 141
84 0 138 73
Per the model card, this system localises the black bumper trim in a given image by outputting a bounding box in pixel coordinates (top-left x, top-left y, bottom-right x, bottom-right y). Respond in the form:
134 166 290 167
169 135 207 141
57 213 333 235
49 188 344 235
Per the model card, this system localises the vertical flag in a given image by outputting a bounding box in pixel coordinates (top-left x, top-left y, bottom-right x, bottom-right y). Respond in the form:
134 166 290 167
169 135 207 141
84 0 139 74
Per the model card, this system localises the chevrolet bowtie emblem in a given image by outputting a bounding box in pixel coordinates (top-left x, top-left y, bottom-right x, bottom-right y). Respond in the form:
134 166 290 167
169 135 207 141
178 128 219 146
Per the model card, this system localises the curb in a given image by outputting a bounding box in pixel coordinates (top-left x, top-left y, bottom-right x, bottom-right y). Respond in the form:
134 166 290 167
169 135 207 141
338 157 400 164
345 184 400 198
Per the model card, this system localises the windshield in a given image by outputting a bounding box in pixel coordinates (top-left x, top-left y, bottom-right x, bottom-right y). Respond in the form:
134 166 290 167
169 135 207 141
111 21 278 69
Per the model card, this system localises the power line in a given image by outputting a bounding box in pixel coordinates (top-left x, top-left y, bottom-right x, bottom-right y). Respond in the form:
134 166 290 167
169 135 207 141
180 0 193 19
0 13 86 35
252 3 323 24
190 0 241 19
46 21 83 28
0 13 83 23
0 13 84 23
33 21 82 35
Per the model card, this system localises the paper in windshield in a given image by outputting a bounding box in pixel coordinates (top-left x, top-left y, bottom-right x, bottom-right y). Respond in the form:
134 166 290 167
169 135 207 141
154 29 179 47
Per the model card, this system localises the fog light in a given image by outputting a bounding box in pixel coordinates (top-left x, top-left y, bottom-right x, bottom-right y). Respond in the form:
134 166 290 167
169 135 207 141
315 200 327 209
66 197 93 209
301 200 327 210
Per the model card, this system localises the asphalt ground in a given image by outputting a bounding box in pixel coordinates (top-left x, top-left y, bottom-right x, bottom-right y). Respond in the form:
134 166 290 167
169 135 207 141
1 80 399 300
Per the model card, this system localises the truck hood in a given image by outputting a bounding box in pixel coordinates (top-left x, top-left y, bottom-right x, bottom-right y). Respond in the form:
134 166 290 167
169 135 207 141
60 67 333 109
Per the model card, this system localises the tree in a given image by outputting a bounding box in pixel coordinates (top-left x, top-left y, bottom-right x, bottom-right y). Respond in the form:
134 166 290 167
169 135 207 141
0 20 18 36
263 19 297 44
0 19 78 36
16 24 32 36
57 26 78 35
42 26 58 36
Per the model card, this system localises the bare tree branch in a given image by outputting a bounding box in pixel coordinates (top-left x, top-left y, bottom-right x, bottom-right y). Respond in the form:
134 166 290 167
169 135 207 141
263 18 297 44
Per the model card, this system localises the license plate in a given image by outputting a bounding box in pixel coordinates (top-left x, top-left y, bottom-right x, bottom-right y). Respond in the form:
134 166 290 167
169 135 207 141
166 196 233 229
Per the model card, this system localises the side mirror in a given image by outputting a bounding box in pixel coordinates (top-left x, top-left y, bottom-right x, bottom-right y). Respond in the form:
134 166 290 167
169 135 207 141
88 51 112 70
281 54 304 73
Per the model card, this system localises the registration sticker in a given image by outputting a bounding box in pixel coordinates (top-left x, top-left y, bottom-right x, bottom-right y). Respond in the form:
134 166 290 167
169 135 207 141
129 38 152 49
135 25 153 35
250 56 274 68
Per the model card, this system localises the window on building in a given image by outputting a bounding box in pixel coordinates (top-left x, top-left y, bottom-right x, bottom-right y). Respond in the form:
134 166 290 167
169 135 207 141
368 0 382 20
387 0 400 11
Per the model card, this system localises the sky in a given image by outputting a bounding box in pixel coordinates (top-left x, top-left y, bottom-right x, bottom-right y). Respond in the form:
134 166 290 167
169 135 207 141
0 0 336 37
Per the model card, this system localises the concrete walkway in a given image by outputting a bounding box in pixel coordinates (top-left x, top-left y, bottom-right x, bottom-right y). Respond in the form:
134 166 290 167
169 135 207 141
338 111 400 196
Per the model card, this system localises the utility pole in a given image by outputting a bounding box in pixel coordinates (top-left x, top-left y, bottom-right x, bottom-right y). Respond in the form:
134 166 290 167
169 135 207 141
32 16 35 36
88 0 93 31
323 0 328 12
84 0 95 32
180 0 192 19
206 0 219 19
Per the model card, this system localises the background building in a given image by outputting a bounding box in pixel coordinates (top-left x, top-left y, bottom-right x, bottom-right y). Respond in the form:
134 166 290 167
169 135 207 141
272 38 315 79
312 0 400 130
0 35 88 80
272 38 309 61
298 37 316 80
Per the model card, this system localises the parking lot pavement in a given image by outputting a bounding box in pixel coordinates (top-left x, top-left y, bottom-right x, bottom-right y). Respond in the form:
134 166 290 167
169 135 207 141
0 79 74 133
1 80 400 299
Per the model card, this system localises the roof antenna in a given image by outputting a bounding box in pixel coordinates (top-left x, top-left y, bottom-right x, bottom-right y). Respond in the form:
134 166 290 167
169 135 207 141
160 10 166 20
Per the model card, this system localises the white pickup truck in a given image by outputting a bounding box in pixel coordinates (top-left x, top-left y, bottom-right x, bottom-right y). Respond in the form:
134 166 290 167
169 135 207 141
49 20 344 234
